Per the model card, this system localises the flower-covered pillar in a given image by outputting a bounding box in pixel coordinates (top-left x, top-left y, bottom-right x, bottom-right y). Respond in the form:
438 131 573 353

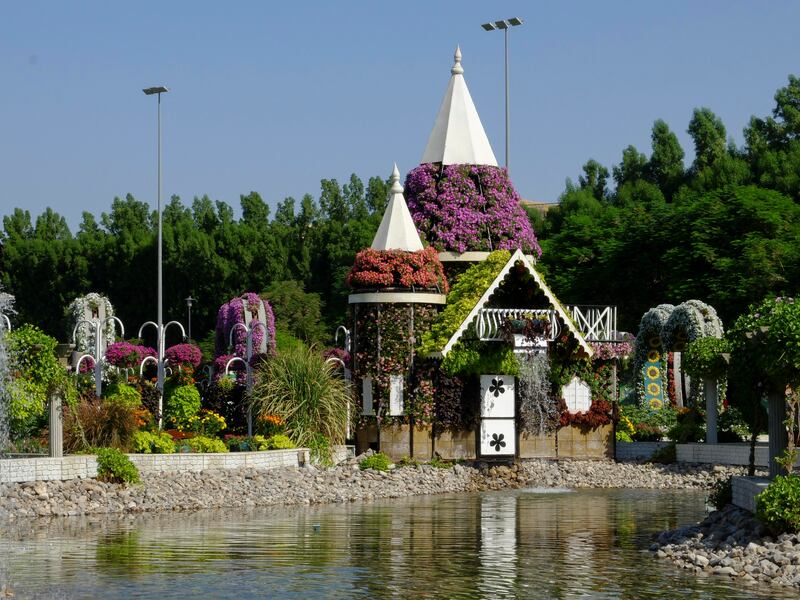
348 165 448 458
68 293 122 397
215 293 276 435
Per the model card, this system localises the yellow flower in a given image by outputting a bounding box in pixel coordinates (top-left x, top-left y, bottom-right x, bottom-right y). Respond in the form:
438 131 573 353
647 350 660 362
649 398 663 410
646 382 661 396
646 366 660 379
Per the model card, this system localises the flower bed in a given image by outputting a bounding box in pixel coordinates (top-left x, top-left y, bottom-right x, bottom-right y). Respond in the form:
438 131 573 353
346 246 448 292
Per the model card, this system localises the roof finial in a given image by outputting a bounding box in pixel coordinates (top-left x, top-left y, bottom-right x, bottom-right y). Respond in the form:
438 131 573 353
390 163 403 193
451 45 463 75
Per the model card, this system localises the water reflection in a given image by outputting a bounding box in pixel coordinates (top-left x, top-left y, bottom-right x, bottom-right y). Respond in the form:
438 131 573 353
0 489 794 599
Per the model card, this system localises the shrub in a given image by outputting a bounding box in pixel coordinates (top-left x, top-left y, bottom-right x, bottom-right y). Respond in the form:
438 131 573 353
756 474 800 534
104 383 142 409
184 436 228 453
264 434 294 450
683 337 731 380
95 447 140 484
164 385 201 429
250 345 351 451
64 397 138 452
667 407 705 443
359 452 391 471
708 476 733 510
5 324 61 437
132 430 176 454
186 409 227 436
649 442 677 464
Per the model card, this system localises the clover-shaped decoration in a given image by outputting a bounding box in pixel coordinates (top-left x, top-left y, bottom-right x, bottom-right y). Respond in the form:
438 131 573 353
489 378 505 398
490 433 506 452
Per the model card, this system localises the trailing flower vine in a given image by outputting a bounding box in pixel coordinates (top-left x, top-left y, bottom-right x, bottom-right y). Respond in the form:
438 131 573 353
346 246 448 292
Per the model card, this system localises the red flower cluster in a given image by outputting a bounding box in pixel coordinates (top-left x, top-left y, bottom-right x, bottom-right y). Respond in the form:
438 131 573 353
346 246 448 292
559 400 612 431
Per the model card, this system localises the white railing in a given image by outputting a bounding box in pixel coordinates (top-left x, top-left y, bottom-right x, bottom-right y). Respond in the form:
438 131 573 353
477 308 559 343
567 305 618 341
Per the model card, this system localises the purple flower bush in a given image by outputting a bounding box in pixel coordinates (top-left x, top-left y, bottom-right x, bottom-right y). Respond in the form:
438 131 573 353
212 353 246 384
105 341 156 368
165 343 202 368
404 163 541 256
215 293 276 358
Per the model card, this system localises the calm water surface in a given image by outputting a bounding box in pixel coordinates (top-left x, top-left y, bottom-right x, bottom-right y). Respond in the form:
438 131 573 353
0 488 794 599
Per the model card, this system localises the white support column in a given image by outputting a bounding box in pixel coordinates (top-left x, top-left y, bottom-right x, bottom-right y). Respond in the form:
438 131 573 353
49 390 63 458
703 377 718 444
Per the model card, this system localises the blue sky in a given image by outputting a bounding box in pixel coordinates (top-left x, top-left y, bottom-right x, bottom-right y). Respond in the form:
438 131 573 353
1 1 799 229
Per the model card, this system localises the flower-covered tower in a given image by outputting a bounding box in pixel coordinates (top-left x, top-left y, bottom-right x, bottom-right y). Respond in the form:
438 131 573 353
405 47 540 264
348 164 447 457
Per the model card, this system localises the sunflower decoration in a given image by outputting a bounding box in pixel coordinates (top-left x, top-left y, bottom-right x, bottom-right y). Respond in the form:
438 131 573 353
648 398 664 410
646 382 661 396
647 350 660 362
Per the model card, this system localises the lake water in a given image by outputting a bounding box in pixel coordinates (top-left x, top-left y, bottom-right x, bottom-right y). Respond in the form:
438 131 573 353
0 488 794 599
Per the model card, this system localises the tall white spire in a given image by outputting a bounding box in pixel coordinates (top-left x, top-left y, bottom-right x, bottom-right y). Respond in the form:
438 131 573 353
420 46 498 166
371 164 424 252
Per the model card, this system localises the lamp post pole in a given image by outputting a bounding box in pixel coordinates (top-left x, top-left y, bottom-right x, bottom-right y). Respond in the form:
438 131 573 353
185 296 194 341
143 86 170 418
481 17 524 172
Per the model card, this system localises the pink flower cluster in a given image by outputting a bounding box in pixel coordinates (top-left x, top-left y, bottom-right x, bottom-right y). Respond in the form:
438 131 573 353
215 293 276 358
346 246 448 292
165 343 202 368
105 341 156 368
404 163 541 256
589 334 634 360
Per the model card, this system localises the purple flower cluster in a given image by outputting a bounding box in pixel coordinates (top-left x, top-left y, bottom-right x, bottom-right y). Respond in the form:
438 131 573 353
105 341 156 368
404 163 541 256
165 343 202 368
215 293 276 358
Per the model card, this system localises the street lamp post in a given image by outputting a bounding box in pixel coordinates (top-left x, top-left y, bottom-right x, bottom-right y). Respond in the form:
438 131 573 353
185 296 194 340
143 85 170 422
481 17 523 171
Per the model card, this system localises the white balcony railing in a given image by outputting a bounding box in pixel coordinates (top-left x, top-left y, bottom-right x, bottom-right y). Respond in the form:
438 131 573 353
476 308 559 344
567 305 618 342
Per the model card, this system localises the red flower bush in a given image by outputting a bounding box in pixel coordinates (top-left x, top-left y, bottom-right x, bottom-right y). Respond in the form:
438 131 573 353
346 246 448 292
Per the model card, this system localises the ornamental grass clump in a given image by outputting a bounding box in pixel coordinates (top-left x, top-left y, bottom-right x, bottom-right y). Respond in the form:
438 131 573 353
250 346 350 455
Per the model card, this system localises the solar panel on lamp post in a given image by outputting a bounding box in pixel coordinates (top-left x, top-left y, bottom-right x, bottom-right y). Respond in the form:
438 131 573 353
481 17 524 172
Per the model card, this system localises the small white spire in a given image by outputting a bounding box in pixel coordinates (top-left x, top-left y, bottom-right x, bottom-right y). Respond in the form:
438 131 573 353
451 45 463 75
371 163 424 252
421 47 498 166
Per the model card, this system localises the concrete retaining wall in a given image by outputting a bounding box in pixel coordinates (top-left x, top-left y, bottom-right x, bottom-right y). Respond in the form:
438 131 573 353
676 443 800 468
0 449 309 484
615 441 670 461
732 476 771 513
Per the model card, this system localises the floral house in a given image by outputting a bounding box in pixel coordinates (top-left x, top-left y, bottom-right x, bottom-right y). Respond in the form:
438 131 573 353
347 48 625 461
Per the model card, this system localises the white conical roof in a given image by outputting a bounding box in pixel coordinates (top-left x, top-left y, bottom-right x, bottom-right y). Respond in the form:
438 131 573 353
371 164 424 252
420 46 498 166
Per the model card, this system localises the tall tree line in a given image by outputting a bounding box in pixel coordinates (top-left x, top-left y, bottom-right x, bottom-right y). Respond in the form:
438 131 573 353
0 174 389 345
535 75 800 331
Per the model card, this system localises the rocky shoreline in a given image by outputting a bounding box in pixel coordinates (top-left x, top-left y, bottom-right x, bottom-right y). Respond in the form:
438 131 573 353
0 457 751 521
651 504 800 589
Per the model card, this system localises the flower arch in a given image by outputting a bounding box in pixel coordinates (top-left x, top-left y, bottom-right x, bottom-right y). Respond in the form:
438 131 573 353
67 293 116 353
633 304 674 408
662 300 724 352
214 293 276 359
